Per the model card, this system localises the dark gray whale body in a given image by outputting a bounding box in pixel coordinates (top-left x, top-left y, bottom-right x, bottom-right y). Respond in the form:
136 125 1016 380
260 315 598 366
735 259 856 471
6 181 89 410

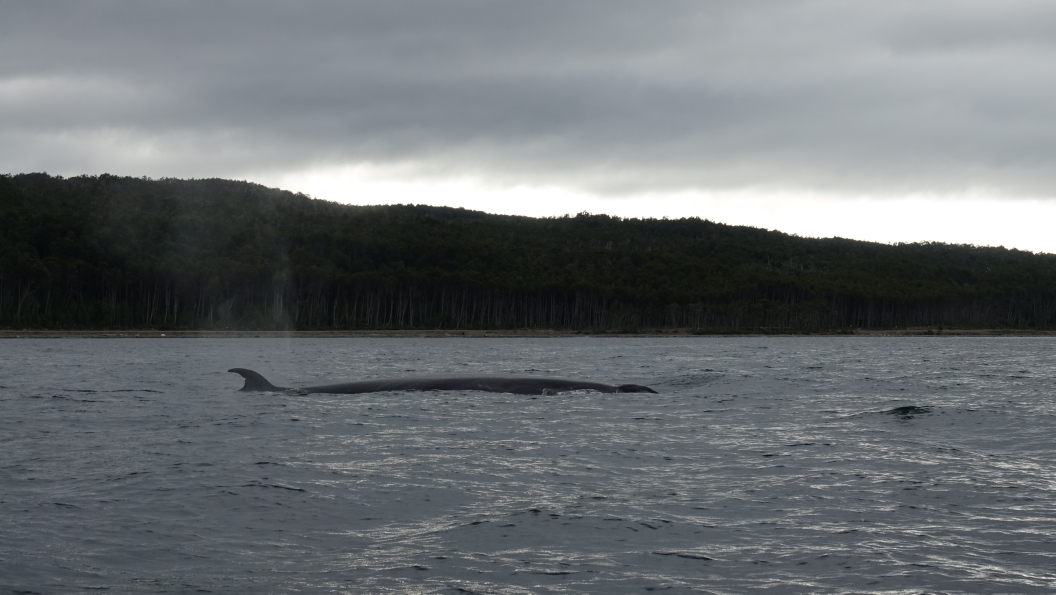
229 368 657 395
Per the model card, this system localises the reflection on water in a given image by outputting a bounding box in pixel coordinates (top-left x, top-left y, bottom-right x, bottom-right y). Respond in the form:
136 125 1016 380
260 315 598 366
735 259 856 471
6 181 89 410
2 337 1055 593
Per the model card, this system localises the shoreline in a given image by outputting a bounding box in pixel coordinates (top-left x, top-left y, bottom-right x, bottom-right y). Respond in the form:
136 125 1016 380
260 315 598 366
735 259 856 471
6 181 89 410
2 328 1055 339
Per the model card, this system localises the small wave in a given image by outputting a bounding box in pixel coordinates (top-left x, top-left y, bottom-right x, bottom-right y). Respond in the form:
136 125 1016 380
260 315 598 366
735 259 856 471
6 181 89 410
242 482 306 492
885 405 933 418
653 551 712 560
658 373 724 388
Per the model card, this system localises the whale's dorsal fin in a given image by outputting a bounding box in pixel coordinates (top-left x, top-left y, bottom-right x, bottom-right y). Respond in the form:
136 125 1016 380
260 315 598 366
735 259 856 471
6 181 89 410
228 368 285 392
617 384 658 393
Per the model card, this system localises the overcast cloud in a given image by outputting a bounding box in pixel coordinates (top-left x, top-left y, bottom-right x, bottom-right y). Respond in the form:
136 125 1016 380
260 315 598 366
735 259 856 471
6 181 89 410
3 1 1056 199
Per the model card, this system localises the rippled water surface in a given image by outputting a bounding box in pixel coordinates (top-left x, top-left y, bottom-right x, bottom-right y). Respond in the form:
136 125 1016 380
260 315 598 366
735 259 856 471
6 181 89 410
2 337 1056 593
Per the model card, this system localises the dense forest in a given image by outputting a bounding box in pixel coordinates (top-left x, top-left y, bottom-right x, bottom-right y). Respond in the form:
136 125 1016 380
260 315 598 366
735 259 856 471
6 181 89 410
2 173 1056 331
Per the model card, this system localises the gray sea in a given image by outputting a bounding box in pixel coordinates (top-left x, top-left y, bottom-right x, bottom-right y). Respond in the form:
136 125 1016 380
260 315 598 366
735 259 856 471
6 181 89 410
2 337 1055 594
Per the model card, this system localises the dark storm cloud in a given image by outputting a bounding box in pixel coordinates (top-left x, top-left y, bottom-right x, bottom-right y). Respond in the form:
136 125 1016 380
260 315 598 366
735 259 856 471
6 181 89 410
2 0 1055 195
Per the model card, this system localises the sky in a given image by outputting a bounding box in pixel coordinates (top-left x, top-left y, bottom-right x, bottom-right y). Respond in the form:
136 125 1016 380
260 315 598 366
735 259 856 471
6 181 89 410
3 1 1056 251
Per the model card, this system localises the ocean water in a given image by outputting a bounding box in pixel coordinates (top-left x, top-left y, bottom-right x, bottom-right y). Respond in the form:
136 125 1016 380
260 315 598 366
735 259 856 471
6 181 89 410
1 336 1055 594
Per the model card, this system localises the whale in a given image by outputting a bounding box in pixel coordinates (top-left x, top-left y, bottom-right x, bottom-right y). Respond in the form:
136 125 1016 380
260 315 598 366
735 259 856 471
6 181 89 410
229 368 657 395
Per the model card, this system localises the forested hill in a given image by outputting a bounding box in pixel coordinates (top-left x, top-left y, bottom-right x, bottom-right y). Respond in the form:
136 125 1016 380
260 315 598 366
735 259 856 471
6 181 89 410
2 173 1055 331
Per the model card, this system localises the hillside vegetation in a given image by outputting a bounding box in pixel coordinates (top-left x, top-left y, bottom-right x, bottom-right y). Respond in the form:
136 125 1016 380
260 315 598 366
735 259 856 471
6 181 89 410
2 173 1055 331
